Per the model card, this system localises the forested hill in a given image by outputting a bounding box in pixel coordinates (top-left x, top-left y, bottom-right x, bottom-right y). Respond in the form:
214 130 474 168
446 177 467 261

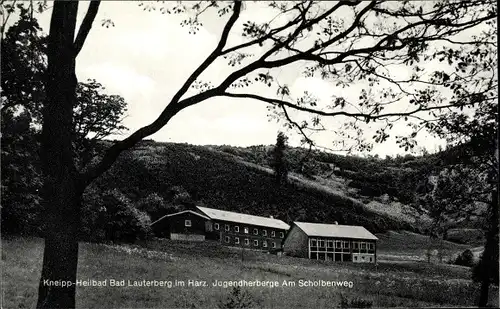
93 140 438 234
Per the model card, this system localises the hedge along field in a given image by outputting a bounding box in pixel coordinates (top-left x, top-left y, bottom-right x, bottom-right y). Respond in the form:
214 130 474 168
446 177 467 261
3 236 498 309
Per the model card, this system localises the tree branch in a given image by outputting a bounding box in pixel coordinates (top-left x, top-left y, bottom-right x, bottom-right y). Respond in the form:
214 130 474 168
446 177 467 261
169 0 241 105
280 104 312 144
214 2 363 92
73 0 101 57
79 0 496 190
220 2 306 55
0 0 17 39
219 91 482 123
280 105 315 171
263 6 495 69
80 1 243 186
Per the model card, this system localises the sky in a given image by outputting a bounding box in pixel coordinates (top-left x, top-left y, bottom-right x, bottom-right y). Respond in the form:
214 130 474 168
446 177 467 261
27 1 456 157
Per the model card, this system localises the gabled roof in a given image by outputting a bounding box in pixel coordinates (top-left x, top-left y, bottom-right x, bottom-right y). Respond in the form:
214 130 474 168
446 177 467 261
151 210 210 225
294 221 378 240
196 206 290 230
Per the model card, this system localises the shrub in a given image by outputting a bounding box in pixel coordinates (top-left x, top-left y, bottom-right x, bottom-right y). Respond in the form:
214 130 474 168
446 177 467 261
218 286 255 309
1 192 42 236
102 189 152 242
454 249 475 267
339 294 373 308
136 192 164 213
1 109 43 236
81 187 152 243
81 185 108 241
135 192 175 222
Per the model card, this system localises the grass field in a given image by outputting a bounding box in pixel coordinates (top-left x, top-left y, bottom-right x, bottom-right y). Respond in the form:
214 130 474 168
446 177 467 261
2 234 498 309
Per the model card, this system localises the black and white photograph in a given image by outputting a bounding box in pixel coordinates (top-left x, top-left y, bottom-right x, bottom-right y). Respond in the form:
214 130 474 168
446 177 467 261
1 0 498 308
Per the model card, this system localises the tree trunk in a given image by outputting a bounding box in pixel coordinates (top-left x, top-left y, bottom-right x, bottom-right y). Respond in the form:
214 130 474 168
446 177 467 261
36 187 82 309
37 2 81 308
478 188 499 307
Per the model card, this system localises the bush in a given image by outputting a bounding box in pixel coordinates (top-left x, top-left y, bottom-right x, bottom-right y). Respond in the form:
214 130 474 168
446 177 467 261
1 192 42 236
135 192 175 222
339 294 373 308
218 286 255 309
1 109 43 236
81 187 152 243
454 249 475 267
81 185 106 241
136 192 164 213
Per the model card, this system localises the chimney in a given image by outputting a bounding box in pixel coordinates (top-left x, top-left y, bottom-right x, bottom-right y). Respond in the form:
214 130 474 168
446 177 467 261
334 221 338 225
270 215 274 219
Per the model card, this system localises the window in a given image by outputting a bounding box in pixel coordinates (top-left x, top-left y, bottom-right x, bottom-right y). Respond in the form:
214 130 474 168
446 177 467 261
271 231 275 237
318 240 325 247
354 256 358 261
225 236 230 243
214 223 220 230
353 242 359 249
262 229 267 236
185 220 192 227
335 241 342 249
368 243 374 250
253 228 258 235
235 237 240 244
263 241 268 247
244 239 249 245
206 222 213 232
234 226 239 232
369 257 373 262
272 242 276 248
225 224 230 231
361 243 366 250
311 239 317 246
279 232 284 238
343 241 349 249
327 240 334 248
254 240 259 246
244 227 249 234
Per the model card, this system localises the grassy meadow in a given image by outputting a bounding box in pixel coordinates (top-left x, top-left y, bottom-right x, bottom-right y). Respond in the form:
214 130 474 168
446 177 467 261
3 233 498 309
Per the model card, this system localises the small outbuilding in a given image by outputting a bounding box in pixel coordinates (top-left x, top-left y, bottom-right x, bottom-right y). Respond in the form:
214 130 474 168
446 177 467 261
151 210 211 241
283 221 378 263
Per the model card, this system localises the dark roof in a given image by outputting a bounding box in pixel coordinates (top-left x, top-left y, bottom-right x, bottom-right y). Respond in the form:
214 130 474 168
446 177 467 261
151 210 210 225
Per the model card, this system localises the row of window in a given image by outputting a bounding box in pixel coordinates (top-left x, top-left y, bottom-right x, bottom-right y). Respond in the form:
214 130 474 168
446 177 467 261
214 223 284 238
224 236 277 248
310 252 351 262
352 242 375 251
309 252 374 263
309 239 375 250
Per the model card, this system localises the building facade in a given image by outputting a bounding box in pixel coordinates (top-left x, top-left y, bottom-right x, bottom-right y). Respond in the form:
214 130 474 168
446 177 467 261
151 210 211 241
283 222 378 263
196 206 289 251
151 206 289 252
